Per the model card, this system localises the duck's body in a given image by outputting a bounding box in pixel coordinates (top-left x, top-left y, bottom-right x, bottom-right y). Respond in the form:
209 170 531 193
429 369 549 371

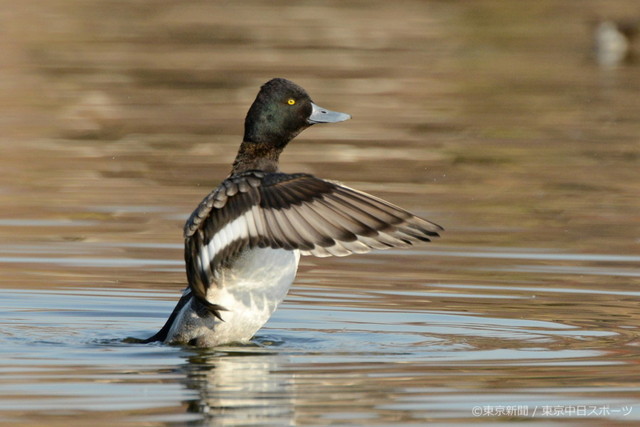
151 247 298 347
144 78 442 347
593 19 638 67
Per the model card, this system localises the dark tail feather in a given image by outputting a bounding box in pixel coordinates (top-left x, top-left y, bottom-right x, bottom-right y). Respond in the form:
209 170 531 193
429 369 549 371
139 292 192 343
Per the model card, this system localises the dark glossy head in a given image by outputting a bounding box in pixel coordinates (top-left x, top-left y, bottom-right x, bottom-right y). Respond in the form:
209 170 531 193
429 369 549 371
243 78 350 148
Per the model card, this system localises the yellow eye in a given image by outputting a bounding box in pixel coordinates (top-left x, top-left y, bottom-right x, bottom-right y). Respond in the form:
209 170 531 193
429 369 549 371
287 98 296 105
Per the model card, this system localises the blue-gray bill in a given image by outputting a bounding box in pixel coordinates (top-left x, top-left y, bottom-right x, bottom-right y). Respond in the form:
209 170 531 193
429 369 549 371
307 102 351 124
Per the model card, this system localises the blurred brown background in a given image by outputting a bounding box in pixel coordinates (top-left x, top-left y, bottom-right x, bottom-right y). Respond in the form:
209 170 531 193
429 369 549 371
1 1 640 425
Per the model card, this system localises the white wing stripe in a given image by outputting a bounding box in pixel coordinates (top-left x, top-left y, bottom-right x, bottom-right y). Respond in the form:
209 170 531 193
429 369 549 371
199 244 211 276
200 198 435 272
244 210 259 241
211 230 223 259
191 174 441 281
203 214 250 265
251 204 267 238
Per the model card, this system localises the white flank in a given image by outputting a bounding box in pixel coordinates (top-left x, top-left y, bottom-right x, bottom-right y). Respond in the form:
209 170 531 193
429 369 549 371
166 247 300 346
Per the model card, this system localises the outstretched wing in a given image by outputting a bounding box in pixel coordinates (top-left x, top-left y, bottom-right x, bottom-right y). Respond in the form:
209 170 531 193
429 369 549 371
184 170 442 311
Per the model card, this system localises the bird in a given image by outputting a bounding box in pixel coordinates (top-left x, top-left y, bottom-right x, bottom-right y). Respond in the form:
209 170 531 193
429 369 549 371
592 19 638 67
142 78 443 347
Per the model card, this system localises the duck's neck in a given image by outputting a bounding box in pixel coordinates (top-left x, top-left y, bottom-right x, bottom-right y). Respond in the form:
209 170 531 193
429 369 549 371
231 141 282 174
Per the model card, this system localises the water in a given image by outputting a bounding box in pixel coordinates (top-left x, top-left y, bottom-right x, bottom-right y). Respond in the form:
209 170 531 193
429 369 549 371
1 0 640 425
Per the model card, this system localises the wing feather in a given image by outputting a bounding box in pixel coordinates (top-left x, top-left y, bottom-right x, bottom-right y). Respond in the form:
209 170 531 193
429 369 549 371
287 204 335 247
183 171 442 311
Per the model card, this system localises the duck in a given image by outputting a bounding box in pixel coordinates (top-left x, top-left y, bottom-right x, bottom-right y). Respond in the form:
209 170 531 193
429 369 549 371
142 78 443 347
592 19 638 67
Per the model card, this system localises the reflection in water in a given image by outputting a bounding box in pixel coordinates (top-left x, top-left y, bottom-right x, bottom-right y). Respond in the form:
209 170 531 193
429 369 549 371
182 349 294 425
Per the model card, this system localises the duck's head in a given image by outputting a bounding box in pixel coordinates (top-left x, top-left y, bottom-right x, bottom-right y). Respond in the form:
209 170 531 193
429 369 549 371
243 78 351 149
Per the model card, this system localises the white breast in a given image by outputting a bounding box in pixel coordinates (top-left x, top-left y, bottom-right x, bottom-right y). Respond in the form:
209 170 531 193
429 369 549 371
166 247 300 346
211 247 300 344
